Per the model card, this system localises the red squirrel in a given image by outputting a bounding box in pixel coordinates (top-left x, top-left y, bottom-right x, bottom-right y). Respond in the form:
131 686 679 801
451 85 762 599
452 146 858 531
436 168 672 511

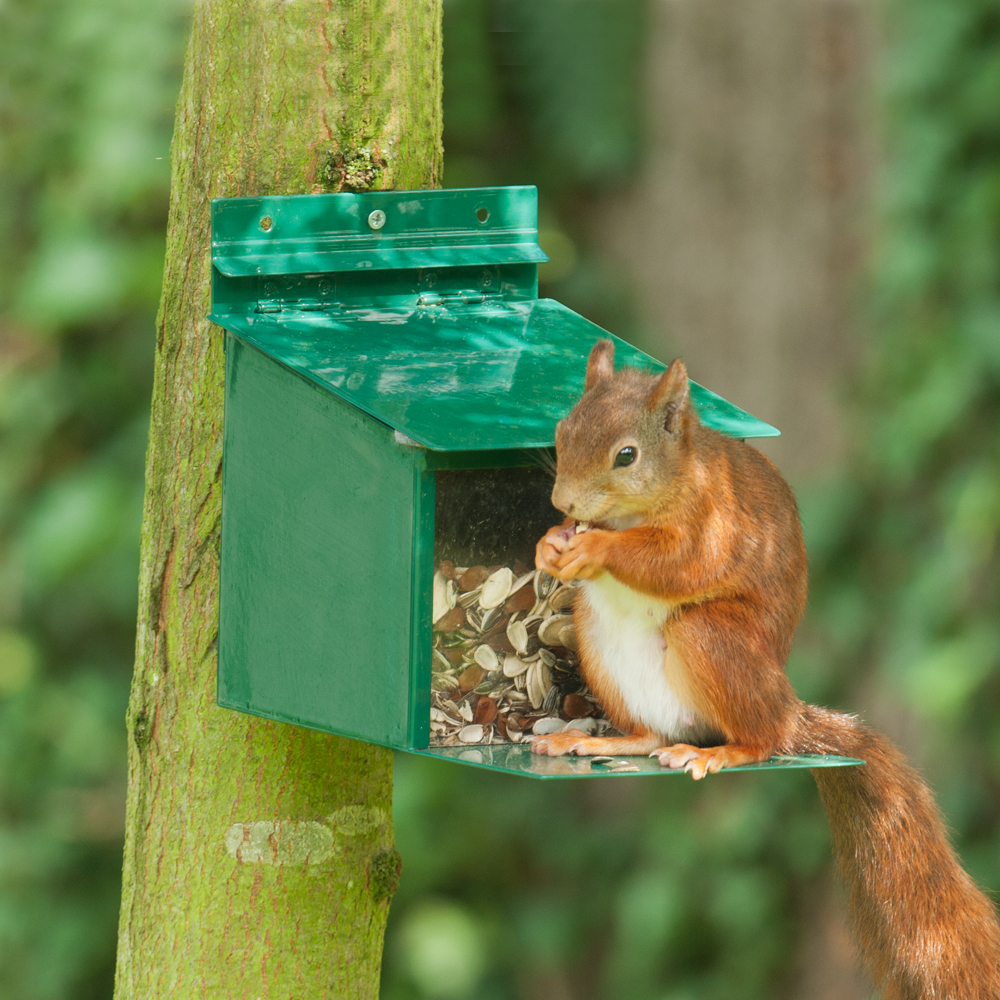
532 339 1000 999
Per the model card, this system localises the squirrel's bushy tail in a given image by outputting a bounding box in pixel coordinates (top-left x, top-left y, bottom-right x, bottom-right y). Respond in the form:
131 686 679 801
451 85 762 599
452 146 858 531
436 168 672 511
790 705 1000 999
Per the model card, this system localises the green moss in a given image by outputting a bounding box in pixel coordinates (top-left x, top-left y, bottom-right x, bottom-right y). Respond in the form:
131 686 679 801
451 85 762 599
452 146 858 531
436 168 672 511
370 849 403 901
130 710 150 752
321 149 389 192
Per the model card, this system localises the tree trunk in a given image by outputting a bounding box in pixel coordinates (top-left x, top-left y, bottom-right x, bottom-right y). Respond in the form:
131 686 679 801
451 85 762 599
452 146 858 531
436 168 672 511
114 3 441 997
599 0 871 480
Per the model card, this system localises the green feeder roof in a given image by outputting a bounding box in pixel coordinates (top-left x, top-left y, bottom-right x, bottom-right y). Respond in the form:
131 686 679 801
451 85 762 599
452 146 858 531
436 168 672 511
209 186 779 452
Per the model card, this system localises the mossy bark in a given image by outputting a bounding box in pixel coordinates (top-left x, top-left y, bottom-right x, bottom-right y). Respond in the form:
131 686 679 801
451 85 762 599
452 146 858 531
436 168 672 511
114 2 441 997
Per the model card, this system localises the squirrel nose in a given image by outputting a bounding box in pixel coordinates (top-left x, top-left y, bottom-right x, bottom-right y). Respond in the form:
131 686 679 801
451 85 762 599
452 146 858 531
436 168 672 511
551 483 575 514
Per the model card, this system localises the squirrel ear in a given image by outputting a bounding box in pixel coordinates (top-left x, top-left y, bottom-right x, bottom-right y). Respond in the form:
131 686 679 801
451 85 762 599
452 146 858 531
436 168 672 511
585 339 615 390
647 358 690 435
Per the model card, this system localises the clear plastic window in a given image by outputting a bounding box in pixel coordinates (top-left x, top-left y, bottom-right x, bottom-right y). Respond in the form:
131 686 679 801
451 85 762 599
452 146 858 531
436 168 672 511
430 466 616 748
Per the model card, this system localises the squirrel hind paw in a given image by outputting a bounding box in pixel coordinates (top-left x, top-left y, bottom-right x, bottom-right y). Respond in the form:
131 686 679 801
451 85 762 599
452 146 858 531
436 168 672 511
651 744 772 780
650 744 706 777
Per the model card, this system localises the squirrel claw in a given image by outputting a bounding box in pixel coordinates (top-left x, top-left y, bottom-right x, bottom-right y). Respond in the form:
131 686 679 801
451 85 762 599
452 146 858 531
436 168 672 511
651 744 716 780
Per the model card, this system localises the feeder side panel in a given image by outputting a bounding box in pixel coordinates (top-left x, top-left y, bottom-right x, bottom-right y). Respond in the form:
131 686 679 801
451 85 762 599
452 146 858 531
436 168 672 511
407 462 434 750
219 334 415 746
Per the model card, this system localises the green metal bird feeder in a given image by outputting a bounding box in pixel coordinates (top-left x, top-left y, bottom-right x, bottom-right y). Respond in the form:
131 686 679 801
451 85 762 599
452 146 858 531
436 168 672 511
209 185 860 779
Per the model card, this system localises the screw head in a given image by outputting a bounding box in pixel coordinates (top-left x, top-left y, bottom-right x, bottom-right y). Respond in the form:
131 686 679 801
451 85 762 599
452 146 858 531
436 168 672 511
367 209 386 231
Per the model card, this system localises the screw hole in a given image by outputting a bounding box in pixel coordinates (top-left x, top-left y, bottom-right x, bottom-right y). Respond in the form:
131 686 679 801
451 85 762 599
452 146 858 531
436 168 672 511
259 216 273 232
476 207 490 224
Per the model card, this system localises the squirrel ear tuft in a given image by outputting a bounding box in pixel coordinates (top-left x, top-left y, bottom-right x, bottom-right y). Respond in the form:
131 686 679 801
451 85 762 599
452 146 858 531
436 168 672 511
585 339 615 390
647 358 690 435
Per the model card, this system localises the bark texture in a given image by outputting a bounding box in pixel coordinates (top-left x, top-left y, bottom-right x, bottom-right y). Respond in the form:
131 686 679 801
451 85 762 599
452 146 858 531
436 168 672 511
114 2 441 997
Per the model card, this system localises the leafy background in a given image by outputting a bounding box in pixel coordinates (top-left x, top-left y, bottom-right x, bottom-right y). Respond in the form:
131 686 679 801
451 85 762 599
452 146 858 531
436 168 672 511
1 0 998 998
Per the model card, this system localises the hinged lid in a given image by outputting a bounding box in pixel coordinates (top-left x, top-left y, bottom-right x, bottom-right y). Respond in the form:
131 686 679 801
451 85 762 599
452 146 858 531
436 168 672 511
209 187 780 451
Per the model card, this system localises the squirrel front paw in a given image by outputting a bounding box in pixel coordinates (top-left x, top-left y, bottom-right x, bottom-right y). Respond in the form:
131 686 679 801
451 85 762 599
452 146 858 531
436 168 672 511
551 529 609 581
535 524 574 577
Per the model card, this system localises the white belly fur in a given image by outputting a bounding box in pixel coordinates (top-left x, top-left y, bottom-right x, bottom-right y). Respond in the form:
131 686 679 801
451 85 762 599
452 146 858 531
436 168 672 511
579 575 708 743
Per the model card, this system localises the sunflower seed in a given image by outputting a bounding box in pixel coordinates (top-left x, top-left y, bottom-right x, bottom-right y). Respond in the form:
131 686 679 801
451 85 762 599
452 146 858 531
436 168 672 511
474 644 500 672
542 685 561 715
550 585 577 613
532 717 564 735
479 567 515 609
526 660 553 710
607 761 640 773
430 554 615 751
457 588 483 609
538 614 573 647
503 654 529 678
506 618 529 654
433 571 455 623
559 623 578 651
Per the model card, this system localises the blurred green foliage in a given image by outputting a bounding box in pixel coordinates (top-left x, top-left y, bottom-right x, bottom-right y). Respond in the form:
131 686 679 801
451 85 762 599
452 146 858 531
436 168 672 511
800 0 1000 886
2 0 999 997
441 0 647 345
0 0 188 996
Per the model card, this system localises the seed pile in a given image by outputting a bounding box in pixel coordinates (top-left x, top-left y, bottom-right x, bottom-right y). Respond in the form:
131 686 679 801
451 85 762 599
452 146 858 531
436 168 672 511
430 560 617 747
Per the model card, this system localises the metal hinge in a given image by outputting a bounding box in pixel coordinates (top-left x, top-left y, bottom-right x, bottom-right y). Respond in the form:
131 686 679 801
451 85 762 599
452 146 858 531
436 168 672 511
416 290 504 307
255 299 343 315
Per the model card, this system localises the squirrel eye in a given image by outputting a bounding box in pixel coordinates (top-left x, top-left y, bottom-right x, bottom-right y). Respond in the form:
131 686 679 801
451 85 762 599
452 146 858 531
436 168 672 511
614 446 637 468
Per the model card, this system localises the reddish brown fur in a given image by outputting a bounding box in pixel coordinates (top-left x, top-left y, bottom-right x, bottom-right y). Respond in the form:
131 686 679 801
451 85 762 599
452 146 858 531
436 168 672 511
532 341 1000 997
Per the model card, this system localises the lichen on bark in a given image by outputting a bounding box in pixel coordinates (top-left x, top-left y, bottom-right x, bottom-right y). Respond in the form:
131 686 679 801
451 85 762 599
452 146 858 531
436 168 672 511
113 2 441 997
